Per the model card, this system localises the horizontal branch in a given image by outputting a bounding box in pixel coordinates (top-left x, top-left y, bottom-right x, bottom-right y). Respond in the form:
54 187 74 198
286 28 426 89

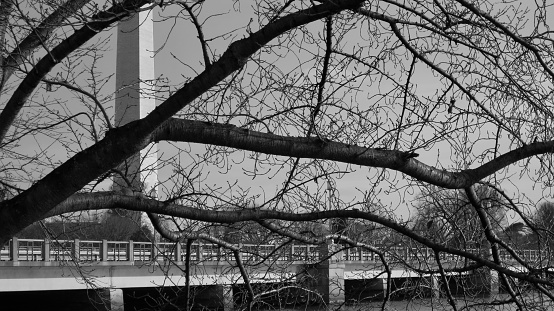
153 119 554 189
47 191 553 287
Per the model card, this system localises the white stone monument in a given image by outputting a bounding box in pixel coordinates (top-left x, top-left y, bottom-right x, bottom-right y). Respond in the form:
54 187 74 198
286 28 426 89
114 9 158 197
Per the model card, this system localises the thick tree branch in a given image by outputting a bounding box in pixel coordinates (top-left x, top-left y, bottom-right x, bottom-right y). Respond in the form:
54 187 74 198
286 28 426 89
0 0 149 143
35 192 550 284
152 119 554 189
0 0 365 245
3 107 552 244
0 0 92 91
39 191 554 288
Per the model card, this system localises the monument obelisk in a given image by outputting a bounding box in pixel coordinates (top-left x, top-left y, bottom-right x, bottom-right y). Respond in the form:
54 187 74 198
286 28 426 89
114 10 158 203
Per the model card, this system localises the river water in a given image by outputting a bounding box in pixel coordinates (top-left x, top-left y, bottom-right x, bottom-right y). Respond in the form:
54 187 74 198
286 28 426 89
274 294 554 311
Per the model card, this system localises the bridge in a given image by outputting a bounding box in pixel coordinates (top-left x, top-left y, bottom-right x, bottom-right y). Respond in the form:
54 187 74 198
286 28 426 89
0 238 540 310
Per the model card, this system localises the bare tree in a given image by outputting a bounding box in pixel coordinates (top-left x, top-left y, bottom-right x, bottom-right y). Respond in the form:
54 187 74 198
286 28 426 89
526 201 554 252
412 184 507 249
1 0 554 309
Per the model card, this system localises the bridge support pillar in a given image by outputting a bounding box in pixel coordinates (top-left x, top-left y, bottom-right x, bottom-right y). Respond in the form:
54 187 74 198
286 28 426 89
88 288 111 311
328 258 345 305
467 268 500 296
110 288 124 311
215 285 234 311
382 278 388 298
429 275 440 298
490 270 499 296
298 243 345 306
319 243 345 306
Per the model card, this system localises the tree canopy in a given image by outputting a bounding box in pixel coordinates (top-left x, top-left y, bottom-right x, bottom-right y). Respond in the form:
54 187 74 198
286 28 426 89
412 184 508 248
1 0 554 309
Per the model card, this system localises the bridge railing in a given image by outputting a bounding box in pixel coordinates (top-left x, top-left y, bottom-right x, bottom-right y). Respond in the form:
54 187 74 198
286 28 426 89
0 237 544 264
342 246 544 264
342 247 471 262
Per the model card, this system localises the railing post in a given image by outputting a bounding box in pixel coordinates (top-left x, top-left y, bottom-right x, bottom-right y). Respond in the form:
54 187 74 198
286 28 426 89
290 244 296 261
42 239 50 262
152 240 158 261
73 239 80 261
289 245 294 261
10 237 18 262
197 241 203 261
101 240 108 261
344 247 349 261
127 240 134 262
175 241 182 262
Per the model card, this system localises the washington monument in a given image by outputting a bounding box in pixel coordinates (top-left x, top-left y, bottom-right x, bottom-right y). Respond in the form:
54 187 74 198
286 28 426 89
114 9 158 200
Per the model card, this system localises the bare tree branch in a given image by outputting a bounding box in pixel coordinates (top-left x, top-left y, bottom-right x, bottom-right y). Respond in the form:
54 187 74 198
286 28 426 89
34 191 554 288
0 0 365 245
152 119 554 189
0 0 92 91
0 0 148 143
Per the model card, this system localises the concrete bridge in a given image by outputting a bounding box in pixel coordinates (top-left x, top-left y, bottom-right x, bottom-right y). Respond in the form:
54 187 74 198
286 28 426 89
0 238 539 310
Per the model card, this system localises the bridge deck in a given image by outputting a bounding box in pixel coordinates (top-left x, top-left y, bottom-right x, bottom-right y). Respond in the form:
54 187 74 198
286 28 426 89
0 238 541 292
2 238 541 264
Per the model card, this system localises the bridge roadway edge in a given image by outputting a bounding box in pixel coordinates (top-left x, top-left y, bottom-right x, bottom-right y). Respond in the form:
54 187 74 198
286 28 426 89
1 239 514 310
0 259 465 292
0 261 501 309
0 260 301 292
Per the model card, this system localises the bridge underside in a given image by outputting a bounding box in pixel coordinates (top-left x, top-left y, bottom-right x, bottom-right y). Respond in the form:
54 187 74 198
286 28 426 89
0 260 501 310
0 262 297 292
